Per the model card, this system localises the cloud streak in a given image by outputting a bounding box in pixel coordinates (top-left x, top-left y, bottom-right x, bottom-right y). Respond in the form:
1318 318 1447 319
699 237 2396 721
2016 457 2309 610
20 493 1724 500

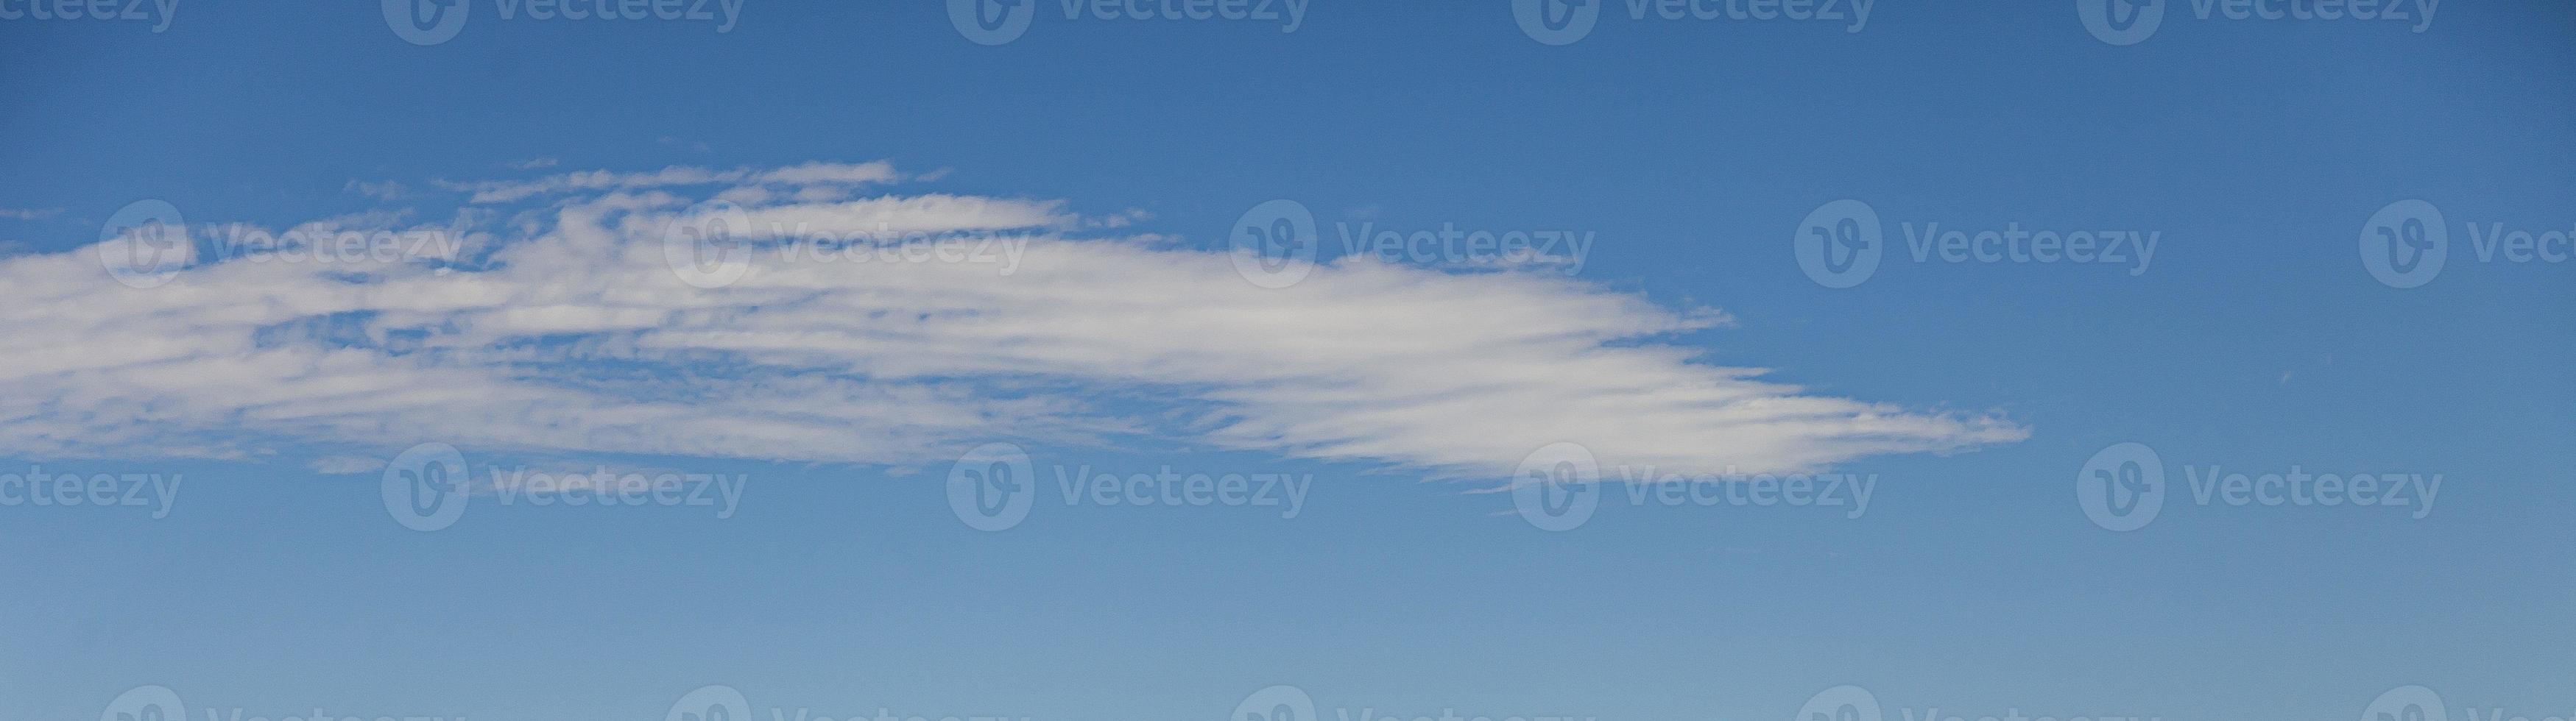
0 207 66 221
434 160 902 203
0 163 2025 479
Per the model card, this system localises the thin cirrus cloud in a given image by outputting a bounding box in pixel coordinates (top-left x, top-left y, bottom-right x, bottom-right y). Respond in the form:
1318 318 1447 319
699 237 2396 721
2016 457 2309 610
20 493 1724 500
0 207 66 221
431 160 904 204
0 161 2026 480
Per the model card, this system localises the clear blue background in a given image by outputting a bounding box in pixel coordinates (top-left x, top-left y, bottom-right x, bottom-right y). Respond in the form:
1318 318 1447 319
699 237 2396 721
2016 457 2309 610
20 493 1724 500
2 3 2570 721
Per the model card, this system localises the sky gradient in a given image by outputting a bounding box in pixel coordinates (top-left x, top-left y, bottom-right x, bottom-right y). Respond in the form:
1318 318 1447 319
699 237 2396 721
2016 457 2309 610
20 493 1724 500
1 3 2571 721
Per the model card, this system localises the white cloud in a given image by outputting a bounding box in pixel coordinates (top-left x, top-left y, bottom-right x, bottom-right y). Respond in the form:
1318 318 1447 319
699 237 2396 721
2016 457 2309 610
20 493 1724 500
343 180 407 202
308 455 387 475
437 160 900 203
0 163 2025 480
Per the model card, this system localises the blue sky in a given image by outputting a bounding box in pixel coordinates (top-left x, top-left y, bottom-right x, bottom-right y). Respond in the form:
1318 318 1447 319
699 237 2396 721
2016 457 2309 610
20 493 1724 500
1 2 2572 721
